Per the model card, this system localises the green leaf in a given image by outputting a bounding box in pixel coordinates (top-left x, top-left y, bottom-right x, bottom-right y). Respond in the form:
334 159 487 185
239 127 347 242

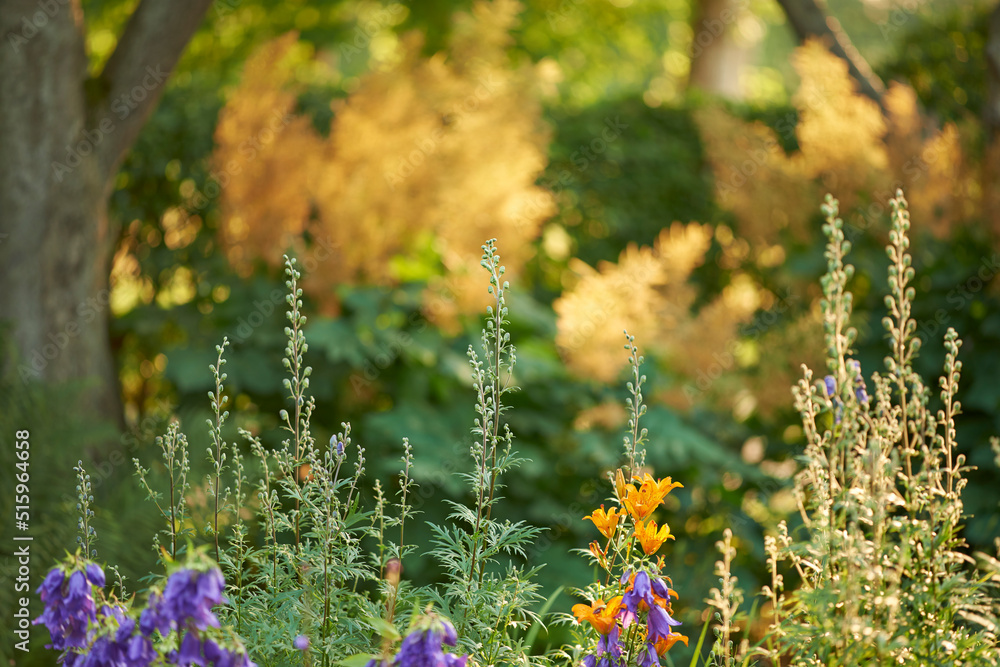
365 616 401 642
338 654 379 667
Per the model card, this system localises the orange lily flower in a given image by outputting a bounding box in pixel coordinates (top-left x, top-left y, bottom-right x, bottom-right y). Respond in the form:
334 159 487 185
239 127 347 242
622 474 683 520
654 633 689 654
583 505 623 540
571 596 623 635
615 468 627 501
635 519 674 555
588 541 608 568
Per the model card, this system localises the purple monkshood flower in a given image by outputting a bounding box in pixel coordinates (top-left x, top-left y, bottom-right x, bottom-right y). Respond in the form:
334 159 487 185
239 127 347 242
34 568 97 651
85 563 106 588
636 641 660 667
617 570 684 645
647 604 682 642
367 617 466 667
824 375 836 397
583 624 624 667
175 631 257 667
178 631 206 666
142 568 226 636
621 570 653 614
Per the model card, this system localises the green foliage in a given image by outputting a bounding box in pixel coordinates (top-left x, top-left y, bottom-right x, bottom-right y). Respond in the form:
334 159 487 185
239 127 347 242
878 2 990 128
708 193 1000 666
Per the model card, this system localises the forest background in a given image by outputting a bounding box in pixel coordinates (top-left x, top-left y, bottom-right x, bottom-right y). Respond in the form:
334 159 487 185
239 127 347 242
2 0 1000 664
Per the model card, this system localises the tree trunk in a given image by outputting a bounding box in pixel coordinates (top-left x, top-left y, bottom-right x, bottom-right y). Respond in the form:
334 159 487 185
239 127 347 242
775 0 886 112
0 0 212 448
985 2 1000 138
688 0 749 99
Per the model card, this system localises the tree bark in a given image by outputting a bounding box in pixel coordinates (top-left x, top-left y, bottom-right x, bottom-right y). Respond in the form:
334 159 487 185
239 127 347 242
775 0 886 112
985 2 1000 139
0 0 211 446
688 0 749 99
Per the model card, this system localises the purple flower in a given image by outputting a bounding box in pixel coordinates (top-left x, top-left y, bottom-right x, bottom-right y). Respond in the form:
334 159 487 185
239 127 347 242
381 619 466 667
294 635 310 651
147 568 226 635
34 568 97 650
646 604 682 642
622 570 654 614
848 360 869 405
177 631 206 666
636 642 659 667
580 623 623 667
823 375 836 397
128 634 157 666
439 619 457 647
85 563 106 588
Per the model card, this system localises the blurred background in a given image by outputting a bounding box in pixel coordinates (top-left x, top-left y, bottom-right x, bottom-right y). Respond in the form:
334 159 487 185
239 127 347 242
3 0 1000 662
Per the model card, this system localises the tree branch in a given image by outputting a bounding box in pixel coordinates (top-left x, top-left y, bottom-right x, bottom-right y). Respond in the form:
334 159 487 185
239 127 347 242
92 0 213 183
775 0 886 113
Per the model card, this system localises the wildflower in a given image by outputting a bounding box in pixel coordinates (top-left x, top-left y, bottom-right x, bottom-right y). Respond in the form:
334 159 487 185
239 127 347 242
572 597 623 635
294 634 310 651
634 519 673 555
85 563 106 588
851 365 869 405
636 641 659 667
653 633 689 654
619 571 683 643
614 469 627 501
646 604 682 643
34 568 97 650
143 567 226 636
177 631 204 666
823 375 836 397
368 614 466 667
583 623 624 667
583 505 623 540
621 475 682 520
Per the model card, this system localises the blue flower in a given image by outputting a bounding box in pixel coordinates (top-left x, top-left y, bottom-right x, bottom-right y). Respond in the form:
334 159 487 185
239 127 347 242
85 564 106 588
145 568 226 635
177 631 206 666
636 642 659 667
376 616 466 667
34 568 97 650
646 604 682 643
622 570 653 614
